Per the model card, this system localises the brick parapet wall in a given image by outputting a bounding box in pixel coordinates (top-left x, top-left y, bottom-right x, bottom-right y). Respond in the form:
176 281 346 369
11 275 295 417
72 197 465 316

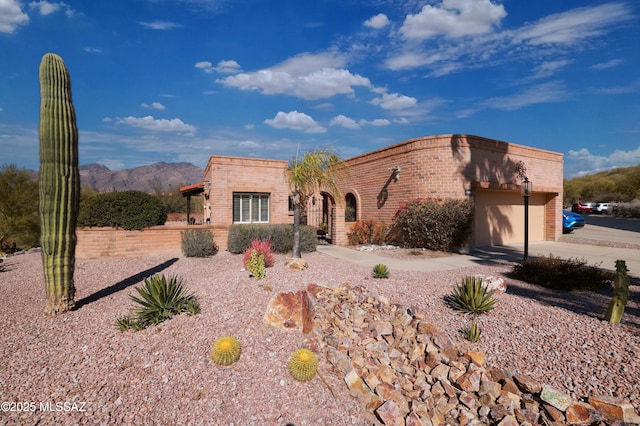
76 225 229 259
337 134 564 244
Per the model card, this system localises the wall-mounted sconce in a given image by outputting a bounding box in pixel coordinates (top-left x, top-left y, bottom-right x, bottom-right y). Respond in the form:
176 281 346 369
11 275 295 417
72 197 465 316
380 188 388 202
388 165 401 181
465 189 473 196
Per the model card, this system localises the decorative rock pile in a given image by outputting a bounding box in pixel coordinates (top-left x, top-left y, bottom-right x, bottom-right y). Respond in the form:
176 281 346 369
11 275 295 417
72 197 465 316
289 283 639 426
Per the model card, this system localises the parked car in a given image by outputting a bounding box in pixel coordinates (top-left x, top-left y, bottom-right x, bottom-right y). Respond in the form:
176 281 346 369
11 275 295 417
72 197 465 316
571 202 593 214
593 202 610 214
563 210 585 233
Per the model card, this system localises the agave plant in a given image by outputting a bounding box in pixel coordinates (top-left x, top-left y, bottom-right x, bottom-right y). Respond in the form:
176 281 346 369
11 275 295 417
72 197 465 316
445 276 497 314
372 263 390 279
128 274 200 328
463 316 482 343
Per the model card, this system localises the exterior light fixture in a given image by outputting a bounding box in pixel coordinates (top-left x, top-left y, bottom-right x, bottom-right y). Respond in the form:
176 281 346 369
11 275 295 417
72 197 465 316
521 177 532 260
388 165 401 181
465 189 473 196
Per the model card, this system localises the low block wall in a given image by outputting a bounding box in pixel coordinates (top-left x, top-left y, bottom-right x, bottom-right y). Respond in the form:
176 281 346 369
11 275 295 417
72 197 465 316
76 225 229 259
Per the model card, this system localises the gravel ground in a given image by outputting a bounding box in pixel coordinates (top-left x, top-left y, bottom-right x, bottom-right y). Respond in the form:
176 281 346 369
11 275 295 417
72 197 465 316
0 249 638 425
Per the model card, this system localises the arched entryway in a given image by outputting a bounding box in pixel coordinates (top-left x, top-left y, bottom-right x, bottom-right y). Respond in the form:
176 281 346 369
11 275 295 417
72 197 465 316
307 192 336 243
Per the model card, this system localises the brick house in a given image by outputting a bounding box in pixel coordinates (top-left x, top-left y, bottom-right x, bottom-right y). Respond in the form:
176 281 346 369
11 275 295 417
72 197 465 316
194 134 563 249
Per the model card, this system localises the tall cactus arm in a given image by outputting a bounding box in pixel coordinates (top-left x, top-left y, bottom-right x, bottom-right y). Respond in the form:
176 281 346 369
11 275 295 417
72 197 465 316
38 53 80 315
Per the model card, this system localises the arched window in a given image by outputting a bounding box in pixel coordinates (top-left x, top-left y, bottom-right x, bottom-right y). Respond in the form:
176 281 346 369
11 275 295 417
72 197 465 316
345 193 357 222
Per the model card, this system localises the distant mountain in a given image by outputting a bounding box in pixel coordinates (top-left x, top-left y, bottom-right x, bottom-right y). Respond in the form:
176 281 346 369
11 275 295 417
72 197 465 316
78 162 204 193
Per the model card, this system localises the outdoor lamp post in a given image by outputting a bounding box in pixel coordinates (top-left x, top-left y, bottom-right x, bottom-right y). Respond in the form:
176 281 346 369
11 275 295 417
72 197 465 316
521 177 532 260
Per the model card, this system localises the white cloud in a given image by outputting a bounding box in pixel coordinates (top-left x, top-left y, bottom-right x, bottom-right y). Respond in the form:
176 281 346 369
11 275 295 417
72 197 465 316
359 118 391 127
364 13 389 29
83 47 102 53
214 60 241 73
566 147 640 177
529 60 572 80
29 1 75 17
29 1 59 15
401 0 506 40
218 52 371 100
115 116 196 133
196 60 241 74
238 140 260 149
0 0 29 33
330 114 360 129
264 111 326 134
195 61 213 73
384 52 441 71
141 102 166 110
139 21 183 30
371 92 417 110
514 3 631 46
386 3 631 75
590 59 625 70
481 81 567 111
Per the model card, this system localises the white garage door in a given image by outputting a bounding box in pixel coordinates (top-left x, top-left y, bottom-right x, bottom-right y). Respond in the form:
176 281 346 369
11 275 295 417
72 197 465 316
474 190 545 247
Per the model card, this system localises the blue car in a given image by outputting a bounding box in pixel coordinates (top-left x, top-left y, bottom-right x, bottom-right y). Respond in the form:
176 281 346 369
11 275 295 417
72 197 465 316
563 210 585 233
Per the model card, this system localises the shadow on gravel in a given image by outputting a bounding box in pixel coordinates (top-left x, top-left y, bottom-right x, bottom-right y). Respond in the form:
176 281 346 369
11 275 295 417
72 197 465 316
75 258 179 310
504 278 640 334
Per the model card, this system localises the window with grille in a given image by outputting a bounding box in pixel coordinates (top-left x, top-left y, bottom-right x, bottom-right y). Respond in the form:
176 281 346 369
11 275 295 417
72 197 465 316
233 193 270 223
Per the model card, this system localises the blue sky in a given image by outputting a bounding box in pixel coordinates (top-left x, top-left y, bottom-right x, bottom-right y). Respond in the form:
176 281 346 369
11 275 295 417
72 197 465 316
1 0 639 178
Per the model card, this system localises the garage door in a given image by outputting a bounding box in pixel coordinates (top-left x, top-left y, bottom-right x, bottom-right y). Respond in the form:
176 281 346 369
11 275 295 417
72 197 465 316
474 190 545 247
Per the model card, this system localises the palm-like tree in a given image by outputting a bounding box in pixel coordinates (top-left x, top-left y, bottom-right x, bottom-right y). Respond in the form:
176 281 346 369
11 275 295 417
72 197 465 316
285 149 346 259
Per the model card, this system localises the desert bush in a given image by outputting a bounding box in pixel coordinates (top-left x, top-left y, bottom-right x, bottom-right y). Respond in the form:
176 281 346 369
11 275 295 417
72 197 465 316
245 251 266 280
392 198 472 251
117 274 200 331
182 228 217 257
78 190 167 230
511 255 613 291
227 224 317 254
347 220 388 245
242 239 275 268
610 200 640 218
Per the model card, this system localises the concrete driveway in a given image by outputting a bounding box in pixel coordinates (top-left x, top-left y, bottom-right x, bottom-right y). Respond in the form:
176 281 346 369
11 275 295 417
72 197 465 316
318 217 640 277
474 218 639 277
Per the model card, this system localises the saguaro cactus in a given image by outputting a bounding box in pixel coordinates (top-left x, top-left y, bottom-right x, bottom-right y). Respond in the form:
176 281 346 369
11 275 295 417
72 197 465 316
38 53 80 315
605 260 630 324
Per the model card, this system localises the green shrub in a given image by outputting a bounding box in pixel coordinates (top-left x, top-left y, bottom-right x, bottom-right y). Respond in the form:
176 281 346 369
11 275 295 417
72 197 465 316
117 274 200 331
78 190 167 230
347 220 388 245
0 164 40 251
245 250 266 280
181 228 217 257
445 276 497 314
511 255 613 291
372 263 390 279
392 198 472 251
227 224 317 254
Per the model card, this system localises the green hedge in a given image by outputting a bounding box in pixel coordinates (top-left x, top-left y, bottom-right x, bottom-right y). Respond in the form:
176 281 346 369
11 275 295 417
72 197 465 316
227 224 317 254
78 190 167 230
